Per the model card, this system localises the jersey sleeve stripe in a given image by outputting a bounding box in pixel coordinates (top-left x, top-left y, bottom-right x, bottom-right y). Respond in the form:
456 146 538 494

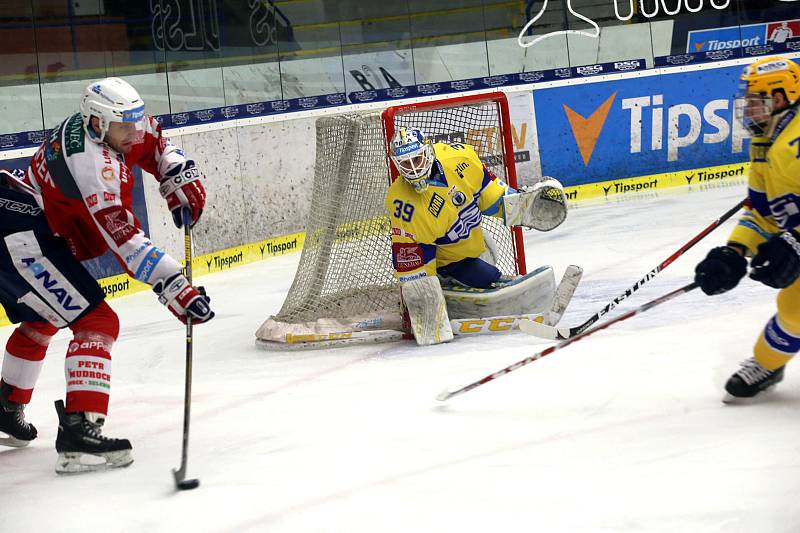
748 188 771 218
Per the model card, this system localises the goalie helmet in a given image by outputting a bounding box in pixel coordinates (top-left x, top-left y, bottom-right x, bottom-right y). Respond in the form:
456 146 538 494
80 77 146 144
735 56 800 136
389 128 435 192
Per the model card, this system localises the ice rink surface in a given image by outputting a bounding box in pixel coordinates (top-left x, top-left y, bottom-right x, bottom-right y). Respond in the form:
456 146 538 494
3 183 800 533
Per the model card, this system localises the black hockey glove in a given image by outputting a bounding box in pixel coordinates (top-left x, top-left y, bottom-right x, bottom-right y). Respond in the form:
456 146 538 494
749 231 800 289
694 246 747 295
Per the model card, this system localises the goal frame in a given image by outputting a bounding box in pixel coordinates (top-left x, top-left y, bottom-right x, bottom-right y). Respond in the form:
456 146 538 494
256 92 532 349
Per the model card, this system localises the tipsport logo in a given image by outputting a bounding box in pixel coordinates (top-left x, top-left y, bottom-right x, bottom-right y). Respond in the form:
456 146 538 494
687 19 800 53
687 25 764 53
562 91 747 166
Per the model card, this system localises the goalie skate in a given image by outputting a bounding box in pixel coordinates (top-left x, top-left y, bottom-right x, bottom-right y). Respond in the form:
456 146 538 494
54 400 133 474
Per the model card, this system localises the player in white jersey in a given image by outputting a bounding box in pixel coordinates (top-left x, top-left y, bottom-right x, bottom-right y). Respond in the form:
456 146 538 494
0 77 214 473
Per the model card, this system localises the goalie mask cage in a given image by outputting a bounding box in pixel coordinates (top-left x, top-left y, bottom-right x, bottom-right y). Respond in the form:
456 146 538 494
256 92 527 347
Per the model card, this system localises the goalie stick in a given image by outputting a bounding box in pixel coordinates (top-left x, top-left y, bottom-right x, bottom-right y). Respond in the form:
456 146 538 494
437 282 698 402
269 314 549 350
519 199 745 341
258 265 583 350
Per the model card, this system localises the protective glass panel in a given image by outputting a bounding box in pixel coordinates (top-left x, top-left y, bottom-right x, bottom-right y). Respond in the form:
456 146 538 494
0 1 42 133
407 0 490 84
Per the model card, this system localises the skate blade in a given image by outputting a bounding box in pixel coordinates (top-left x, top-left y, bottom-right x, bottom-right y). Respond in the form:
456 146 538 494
55 450 133 474
722 384 781 404
722 393 756 405
0 434 32 448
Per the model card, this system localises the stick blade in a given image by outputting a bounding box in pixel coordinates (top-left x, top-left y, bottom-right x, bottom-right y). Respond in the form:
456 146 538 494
436 389 453 402
518 318 562 340
173 468 200 491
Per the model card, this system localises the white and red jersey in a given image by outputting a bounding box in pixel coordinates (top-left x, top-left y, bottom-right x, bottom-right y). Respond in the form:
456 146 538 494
25 113 185 286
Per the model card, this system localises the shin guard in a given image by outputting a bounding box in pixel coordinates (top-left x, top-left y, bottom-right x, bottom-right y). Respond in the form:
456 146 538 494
64 302 119 415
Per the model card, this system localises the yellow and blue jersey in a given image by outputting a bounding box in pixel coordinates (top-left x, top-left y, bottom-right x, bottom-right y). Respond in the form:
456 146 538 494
728 107 800 372
729 107 800 252
386 142 509 282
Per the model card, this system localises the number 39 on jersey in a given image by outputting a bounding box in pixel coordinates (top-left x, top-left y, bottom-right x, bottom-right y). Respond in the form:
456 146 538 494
392 199 414 222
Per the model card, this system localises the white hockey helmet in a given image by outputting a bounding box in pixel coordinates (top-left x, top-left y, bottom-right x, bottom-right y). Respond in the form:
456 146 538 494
80 77 145 143
389 127 435 192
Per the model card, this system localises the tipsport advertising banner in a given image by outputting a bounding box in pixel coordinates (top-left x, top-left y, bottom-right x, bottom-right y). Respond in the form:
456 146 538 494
687 19 800 54
532 64 756 186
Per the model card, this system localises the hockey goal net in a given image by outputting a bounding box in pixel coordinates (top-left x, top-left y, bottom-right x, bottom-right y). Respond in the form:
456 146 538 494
256 92 526 348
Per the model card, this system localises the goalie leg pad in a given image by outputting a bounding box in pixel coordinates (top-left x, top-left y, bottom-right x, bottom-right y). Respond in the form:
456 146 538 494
442 265 556 319
401 276 454 346
503 178 568 232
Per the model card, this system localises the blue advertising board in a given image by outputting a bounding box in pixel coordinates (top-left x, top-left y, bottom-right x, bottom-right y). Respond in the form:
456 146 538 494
687 23 767 53
532 63 770 186
688 18 800 54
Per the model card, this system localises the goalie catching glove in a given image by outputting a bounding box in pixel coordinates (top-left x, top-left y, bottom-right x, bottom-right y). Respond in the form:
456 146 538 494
159 160 206 228
153 272 215 324
502 178 567 231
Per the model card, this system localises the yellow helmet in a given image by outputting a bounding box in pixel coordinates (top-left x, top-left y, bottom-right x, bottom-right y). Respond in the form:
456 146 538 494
740 56 800 103
736 57 800 135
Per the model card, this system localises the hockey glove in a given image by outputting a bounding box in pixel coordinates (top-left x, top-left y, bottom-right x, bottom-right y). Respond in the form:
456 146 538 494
159 160 206 228
749 231 800 289
153 272 214 324
694 246 747 295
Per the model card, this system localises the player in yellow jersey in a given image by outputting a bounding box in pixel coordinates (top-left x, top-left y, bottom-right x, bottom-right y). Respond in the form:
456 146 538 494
694 56 800 401
386 127 568 345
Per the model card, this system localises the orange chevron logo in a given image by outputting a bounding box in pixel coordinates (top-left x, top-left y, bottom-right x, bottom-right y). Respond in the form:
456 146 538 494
563 92 616 166
694 41 706 52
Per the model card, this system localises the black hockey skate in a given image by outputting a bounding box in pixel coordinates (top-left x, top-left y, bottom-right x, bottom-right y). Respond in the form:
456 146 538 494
723 357 785 403
54 400 133 474
0 383 37 447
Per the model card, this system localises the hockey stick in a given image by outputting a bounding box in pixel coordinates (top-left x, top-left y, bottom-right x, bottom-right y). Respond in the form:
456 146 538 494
437 282 698 401
544 264 582 325
173 209 200 491
520 199 745 341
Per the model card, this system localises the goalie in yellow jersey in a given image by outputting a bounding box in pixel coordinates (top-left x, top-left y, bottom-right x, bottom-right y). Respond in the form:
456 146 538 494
694 56 800 402
386 127 568 345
